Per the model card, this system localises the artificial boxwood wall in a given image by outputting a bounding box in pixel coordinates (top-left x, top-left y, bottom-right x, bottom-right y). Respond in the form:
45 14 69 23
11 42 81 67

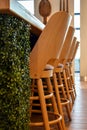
0 14 31 130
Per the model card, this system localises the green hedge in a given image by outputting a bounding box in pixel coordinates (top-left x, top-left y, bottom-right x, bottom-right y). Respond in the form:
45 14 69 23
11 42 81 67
0 14 31 130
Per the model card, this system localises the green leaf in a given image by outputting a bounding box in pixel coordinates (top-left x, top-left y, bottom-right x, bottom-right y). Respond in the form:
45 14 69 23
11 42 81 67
0 14 31 130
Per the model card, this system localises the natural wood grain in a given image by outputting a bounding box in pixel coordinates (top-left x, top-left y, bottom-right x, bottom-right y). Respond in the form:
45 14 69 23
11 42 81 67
0 0 9 10
66 74 87 130
31 74 87 130
59 26 75 63
71 41 79 61
30 11 72 78
67 37 77 61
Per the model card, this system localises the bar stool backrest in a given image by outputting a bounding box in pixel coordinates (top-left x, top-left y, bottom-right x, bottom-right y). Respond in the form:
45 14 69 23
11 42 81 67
59 26 75 64
30 11 72 78
67 37 77 62
71 41 80 62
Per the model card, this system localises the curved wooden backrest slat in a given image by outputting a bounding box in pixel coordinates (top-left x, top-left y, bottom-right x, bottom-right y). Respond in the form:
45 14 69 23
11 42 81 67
59 26 75 63
67 37 77 61
30 11 72 78
52 26 75 68
71 41 80 61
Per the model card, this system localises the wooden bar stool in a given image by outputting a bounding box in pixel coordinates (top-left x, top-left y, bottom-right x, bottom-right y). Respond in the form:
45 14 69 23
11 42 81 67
52 26 75 121
30 11 72 130
53 33 76 112
63 37 77 105
30 66 63 130
67 41 80 98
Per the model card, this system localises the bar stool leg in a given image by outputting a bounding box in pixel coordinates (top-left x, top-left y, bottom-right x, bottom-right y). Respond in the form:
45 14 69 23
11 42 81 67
57 72 71 121
69 66 77 98
64 104 71 121
62 70 72 110
53 73 66 130
46 77 63 130
37 79 50 130
30 71 63 129
58 72 66 98
65 68 75 104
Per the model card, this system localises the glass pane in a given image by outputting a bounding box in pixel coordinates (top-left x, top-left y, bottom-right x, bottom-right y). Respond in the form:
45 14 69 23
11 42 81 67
74 15 80 28
74 0 80 13
18 0 34 14
74 29 80 59
74 29 80 42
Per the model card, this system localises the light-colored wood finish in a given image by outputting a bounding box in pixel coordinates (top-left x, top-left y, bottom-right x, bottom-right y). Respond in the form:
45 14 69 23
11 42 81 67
30 11 72 78
51 26 75 123
0 0 45 35
52 29 77 116
53 26 75 109
66 41 80 99
59 26 75 65
31 75 87 130
30 11 72 130
51 26 75 69
63 39 79 106
67 37 77 62
53 73 66 130
30 69 63 130
61 69 73 110
71 41 80 62
63 38 77 104
54 67 71 121
0 0 9 10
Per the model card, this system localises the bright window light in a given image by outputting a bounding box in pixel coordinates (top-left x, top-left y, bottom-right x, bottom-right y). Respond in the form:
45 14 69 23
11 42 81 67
74 15 80 28
18 0 34 14
74 0 80 62
74 30 80 43
74 0 80 13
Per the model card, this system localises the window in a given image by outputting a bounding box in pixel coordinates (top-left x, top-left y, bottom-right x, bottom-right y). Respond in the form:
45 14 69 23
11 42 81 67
18 0 34 14
74 0 80 41
74 14 80 28
74 0 80 13
74 0 80 73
